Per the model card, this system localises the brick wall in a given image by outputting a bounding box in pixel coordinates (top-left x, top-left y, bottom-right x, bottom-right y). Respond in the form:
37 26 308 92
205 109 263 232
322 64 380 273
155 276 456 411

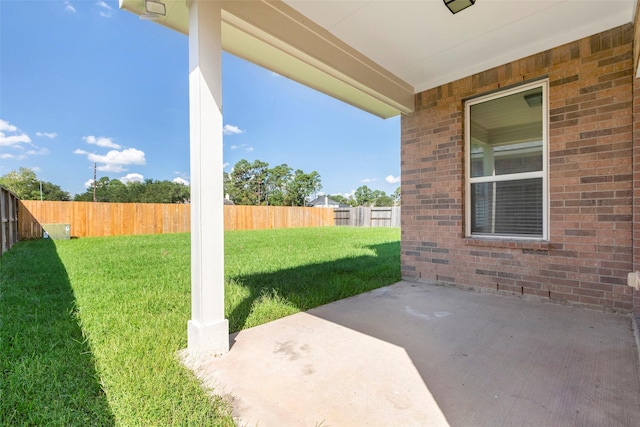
401 24 637 311
634 60 640 312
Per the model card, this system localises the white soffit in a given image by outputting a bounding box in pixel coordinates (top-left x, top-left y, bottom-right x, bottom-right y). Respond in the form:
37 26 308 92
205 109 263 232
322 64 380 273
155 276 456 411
221 20 404 118
120 0 637 117
285 0 636 94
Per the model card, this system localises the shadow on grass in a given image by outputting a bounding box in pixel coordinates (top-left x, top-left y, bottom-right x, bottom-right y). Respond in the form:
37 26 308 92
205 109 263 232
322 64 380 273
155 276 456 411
226 241 400 333
0 239 115 425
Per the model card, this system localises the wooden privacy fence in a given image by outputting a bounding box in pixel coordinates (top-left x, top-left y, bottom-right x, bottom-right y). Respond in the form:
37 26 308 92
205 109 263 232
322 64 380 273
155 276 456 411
18 201 335 239
1 186 19 254
334 206 401 227
225 205 334 231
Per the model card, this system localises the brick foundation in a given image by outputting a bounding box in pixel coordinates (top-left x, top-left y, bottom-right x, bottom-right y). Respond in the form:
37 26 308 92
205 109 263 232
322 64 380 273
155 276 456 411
401 24 637 311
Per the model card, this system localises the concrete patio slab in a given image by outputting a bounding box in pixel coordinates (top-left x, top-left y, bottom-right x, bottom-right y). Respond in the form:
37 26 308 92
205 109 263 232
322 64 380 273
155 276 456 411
187 281 640 426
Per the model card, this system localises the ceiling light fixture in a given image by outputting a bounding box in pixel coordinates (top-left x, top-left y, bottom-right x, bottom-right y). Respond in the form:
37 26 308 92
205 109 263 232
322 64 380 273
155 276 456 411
141 0 166 20
444 0 475 14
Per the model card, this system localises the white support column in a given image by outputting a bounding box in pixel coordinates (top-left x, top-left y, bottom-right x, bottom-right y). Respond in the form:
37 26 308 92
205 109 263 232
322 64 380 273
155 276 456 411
187 0 229 358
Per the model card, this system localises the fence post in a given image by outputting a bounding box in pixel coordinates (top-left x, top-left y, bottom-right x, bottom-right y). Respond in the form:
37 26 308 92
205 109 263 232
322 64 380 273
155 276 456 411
1 187 5 254
1 186 19 255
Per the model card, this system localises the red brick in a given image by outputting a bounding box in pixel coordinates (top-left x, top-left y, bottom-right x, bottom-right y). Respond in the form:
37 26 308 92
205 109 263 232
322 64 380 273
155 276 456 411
401 24 635 312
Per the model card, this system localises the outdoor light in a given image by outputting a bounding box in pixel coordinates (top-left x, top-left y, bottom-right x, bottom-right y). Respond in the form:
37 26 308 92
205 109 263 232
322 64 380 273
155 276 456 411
145 0 166 16
444 0 475 14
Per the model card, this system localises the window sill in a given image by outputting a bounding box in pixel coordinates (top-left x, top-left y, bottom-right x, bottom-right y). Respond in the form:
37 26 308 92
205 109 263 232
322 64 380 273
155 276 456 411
464 237 551 251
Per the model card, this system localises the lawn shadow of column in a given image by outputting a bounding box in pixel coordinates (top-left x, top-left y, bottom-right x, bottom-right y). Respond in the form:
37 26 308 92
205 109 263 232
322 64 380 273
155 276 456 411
226 241 401 334
0 238 115 425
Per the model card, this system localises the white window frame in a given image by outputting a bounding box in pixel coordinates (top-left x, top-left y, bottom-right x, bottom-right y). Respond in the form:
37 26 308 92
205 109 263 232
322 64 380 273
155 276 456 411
464 80 549 240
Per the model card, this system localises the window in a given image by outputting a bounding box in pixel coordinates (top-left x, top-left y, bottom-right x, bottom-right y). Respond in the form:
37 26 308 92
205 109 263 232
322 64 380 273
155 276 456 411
465 81 548 239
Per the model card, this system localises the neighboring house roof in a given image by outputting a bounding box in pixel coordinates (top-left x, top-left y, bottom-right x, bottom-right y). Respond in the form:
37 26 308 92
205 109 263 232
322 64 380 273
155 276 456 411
307 196 349 208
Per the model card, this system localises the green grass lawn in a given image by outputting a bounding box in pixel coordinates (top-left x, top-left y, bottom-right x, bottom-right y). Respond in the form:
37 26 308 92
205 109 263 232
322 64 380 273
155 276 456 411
1 227 400 426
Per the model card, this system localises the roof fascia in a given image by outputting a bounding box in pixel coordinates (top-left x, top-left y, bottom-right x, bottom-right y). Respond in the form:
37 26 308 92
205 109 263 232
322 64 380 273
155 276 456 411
119 0 414 118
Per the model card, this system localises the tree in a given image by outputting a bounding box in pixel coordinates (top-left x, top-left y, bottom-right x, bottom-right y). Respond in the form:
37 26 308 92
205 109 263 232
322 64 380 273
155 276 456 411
374 195 394 207
0 167 70 201
74 177 109 202
392 186 401 205
265 163 292 206
223 171 232 200
251 160 270 205
148 179 190 203
39 181 71 201
354 185 374 206
352 186 396 206
285 170 322 206
371 189 386 201
329 194 352 207
226 159 322 206
127 180 146 202
73 177 190 203
227 159 270 205
108 179 130 203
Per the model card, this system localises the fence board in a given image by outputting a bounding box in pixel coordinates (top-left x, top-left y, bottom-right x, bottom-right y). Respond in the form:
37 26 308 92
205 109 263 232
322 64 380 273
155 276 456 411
18 201 335 239
334 206 400 227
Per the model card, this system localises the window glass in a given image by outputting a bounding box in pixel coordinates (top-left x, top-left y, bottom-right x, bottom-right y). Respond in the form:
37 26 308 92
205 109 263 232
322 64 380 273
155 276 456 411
470 178 543 236
466 83 546 239
470 87 543 178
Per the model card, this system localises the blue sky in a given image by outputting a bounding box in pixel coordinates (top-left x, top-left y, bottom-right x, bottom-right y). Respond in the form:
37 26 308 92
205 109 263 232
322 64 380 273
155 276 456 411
0 0 400 198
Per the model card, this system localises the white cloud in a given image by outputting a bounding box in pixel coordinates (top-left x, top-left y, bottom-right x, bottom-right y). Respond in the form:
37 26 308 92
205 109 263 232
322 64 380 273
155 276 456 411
0 119 18 132
36 132 58 139
385 175 400 184
174 171 190 182
0 120 31 148
360 178 376 184
2 152 27 160
223 162 230 169
84 179 94 188
120 173 144 184
223 124 244 135
229 143 253 152
64 1 76 13
75 147 146 173
0 132 31 147
173 177 189 186
97 164 126 173
87 148 146 166
88 148 146 168
26 148 50 156
96 1 112 17
84 135 121 149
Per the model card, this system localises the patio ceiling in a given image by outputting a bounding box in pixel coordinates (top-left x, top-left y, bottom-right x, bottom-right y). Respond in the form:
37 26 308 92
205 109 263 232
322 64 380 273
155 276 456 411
119 0 637 118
